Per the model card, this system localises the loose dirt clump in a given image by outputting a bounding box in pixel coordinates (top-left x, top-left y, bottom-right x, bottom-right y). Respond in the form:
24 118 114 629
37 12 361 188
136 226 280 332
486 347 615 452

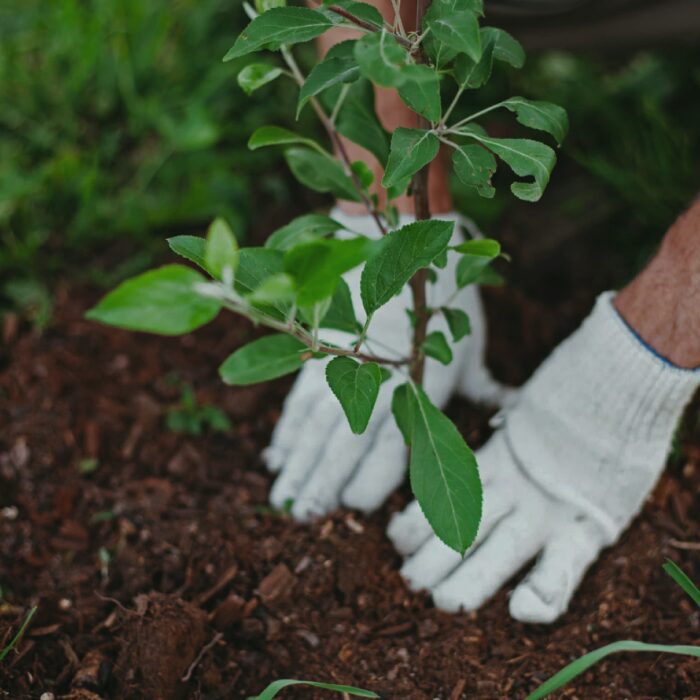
113 593 209 700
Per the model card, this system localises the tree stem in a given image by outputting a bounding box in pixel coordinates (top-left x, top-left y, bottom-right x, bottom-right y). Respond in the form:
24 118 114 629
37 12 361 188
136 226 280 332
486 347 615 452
280 45 388 237
409 0 433 385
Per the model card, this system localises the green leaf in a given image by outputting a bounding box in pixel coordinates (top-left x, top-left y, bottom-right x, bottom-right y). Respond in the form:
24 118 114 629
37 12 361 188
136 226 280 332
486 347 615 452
452 238 500 257
474 266 504 286
442 307 471 341
352 160 375 189
238 64 284 95
320 278 361 333
167 235 211 275
249 678 379 700
422 331 453 365
456 254 494 288
451 143 497 198
428 10 481 62
398 64 441 123
433 247 448 269
285 148 361 202
336 81 390 165
255 0 286 12
248 125 324 154
663 560 700 609
298 41 360 115
0 607 37 663
236 248 285 296
463 132 557 202
248 273 296 305
453 39 494 89
325 357 382 433
205 217 239 280
223 7 333 60
86 266 221 336
236 248 288 319
391 383 414 445
526 642 700 700
503 97 569 145
361 219 453 315
354 30 407 87
393 382 482 554
382 128 440 189
219 334 307 385
423 0 482 67
285 237 377 306
266 214 343 251
481 27 525 68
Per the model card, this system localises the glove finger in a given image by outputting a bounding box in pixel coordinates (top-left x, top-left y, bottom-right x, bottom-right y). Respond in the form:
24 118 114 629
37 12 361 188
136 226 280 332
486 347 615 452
264 364 326 472
431 513 547 613
399 487 513 591
291 414 384 520
509 515 606 624
269 394 342 510
341 414 407 512
386 500 432 557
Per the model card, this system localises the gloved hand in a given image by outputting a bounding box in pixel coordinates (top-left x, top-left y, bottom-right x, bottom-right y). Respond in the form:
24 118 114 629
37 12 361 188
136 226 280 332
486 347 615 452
264 208 513 520
388 292 700 623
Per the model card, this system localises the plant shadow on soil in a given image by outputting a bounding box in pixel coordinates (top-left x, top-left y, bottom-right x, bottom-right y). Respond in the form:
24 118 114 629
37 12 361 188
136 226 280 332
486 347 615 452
1 204 700 699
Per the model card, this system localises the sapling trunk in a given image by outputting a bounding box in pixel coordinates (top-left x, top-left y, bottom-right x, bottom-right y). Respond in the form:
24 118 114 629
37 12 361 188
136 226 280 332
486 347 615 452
408 0 432 386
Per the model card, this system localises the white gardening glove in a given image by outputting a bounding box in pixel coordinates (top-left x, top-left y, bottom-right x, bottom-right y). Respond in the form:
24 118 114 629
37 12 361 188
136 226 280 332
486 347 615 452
264 208 513 520
388 292 700 623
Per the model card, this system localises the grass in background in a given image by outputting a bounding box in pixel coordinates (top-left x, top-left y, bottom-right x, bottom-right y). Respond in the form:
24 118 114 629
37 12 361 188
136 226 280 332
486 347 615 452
0 0 302 314
2 2 699 321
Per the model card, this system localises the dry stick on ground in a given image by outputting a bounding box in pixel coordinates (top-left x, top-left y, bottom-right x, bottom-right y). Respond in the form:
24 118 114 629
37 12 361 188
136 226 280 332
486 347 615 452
181 632 224 683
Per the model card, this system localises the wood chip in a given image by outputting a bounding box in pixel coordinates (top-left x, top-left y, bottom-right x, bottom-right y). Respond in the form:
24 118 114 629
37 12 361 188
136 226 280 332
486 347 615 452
449 678 466 700
256 563 294 605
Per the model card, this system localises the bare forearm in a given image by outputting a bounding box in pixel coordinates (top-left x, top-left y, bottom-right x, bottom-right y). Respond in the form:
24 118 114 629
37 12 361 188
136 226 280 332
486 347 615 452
615 196 700 368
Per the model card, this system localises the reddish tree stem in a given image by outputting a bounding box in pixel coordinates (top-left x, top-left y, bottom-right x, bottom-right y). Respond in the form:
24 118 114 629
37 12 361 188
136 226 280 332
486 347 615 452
409 0 433 385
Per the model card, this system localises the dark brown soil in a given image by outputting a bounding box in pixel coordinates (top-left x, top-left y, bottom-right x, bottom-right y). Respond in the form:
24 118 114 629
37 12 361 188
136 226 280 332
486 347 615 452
1 273 699 699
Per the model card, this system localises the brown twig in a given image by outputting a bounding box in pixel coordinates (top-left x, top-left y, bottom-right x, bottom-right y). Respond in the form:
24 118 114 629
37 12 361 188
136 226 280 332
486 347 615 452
181 632 224 682
325 4 413 49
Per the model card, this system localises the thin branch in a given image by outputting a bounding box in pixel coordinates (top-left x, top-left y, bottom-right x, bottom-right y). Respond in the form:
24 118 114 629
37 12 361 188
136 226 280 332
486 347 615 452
391 0 407 37
325 4 413 48
330 83 350 125
448 100 507 132
408 0 433 386
280 46 388 237
219 298 409 367
441 85 466 127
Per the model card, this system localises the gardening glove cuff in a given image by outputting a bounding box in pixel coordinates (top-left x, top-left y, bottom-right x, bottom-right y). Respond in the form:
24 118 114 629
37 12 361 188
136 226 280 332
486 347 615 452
503 291 700 543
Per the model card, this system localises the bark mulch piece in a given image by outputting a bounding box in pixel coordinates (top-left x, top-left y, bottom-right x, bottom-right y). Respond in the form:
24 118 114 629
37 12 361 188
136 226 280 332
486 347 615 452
1 282 699 699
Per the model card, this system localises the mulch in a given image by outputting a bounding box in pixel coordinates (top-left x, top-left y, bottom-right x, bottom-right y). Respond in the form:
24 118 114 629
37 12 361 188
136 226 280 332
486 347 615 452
1 272 699 699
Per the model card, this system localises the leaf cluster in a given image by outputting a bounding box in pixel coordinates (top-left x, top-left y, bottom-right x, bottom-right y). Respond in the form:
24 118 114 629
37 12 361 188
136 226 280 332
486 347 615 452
88 0 567 555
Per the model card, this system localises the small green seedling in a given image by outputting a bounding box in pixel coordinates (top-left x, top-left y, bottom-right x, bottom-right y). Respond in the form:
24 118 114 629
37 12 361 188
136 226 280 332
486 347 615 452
166 385 232 436
526 560 700 699
248 678 379 699
88 0 567 553
0 606 37 663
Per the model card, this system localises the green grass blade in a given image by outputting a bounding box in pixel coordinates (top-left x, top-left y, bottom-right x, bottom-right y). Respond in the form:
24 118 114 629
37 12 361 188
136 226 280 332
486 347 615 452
0 606 38 663
526 641 700 700
248 679 379 699
663 559 700 609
